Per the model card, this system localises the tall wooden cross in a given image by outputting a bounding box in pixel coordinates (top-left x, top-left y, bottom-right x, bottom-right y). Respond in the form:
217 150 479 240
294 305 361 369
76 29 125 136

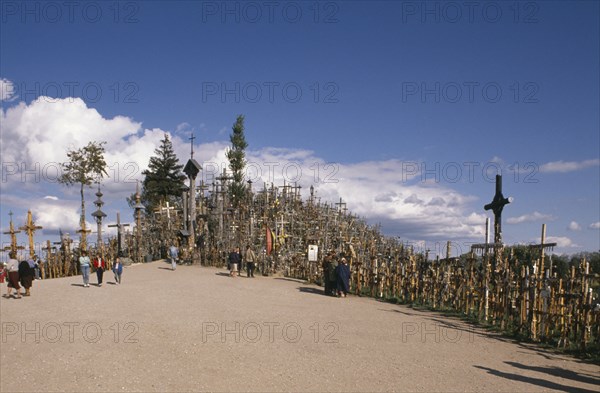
3 211 24 254
20 210 43 258
484 174 512 245
77 215 92 251
108 212 130 256
528 223 557 277
335 197 347 214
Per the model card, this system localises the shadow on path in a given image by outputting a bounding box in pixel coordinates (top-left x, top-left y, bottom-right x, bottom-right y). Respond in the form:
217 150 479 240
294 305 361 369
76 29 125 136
504 361 600 386
70 283 85 287
474 366 598 393
274 277 308 284
297 286 328 296
157 267 173 271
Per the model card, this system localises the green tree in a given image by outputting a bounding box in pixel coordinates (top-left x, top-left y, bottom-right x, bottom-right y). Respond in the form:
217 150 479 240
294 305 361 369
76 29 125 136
226 115 248 207
59 141 108 250
141 133 186 212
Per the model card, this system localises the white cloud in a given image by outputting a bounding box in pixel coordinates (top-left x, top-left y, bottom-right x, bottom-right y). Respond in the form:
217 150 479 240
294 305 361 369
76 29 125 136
590 222 600 230
507 211 555 224
0 98 496 246
0 78 17 101
0 97 142 166
567 221 581 231
539 159 600 173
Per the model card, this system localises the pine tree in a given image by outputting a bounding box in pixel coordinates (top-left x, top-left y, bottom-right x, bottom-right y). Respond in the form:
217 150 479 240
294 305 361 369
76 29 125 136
141 134 186 212
226 115 248 207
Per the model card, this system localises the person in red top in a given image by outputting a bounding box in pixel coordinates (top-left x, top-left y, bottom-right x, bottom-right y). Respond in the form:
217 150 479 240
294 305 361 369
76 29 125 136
93 255 106 287
0 262 6 284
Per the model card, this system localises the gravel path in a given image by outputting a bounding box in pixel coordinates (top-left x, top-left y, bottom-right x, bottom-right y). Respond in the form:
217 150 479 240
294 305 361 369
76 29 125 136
1 261 598 392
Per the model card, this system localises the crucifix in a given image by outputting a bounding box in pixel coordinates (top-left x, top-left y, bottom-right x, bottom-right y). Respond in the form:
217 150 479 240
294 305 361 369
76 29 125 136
335 197 347 214
3 211 24 254
484 174 512 245
108 212 130 256
19 210 43 258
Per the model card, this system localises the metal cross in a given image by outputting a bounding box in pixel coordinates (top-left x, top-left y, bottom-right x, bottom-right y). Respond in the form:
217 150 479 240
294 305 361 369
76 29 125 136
484 174 512 244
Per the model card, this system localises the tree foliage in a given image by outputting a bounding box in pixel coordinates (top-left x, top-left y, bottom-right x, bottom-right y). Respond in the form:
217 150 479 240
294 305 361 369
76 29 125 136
141 134 186 212
226 115 248 207
59 141 108 188
59 141 108 249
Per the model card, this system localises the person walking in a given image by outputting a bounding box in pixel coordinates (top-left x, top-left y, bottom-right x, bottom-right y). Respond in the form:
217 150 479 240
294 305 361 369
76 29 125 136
4 252 21 298
93 254 106 286
79 250 91 287
245 244 257 278
19 258 34 296
0 263 6 285
228 247 241 277
32 255 41 280
328 253 339 296
112 257 123 284
336 257 351 298
169 244 178 271
322 252 333 296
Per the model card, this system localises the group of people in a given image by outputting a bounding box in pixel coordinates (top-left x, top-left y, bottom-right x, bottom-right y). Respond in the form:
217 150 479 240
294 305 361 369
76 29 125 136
78 250 123 287
3 247 351 299
1 251 41 299
322 251 351 297
228 245 257 277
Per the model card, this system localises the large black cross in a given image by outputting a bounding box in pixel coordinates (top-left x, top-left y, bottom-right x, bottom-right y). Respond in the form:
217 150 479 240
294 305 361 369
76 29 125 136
484 174 511 244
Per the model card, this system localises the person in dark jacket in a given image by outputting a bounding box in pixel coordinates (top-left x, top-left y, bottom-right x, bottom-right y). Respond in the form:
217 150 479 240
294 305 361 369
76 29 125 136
336 258 351 298
19 258 34 297
322 252 334 296
228 247 241 277
329 254 339 296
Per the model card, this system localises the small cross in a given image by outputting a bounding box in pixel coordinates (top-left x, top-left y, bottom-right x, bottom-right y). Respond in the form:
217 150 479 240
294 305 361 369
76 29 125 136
189 132 196 159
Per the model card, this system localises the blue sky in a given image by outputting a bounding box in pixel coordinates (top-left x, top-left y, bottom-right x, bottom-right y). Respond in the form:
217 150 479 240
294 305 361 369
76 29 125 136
1 0 599 257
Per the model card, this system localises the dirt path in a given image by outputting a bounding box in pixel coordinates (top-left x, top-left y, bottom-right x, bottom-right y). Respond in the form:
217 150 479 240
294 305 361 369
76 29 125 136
1 261 598 392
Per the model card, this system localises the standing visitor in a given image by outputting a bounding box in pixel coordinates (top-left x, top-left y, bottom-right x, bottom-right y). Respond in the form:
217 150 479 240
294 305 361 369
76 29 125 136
328 253 339 296
113 256 123 284
0 263 6 285
322 252 332 295
79 250 91 287
19 258 34 296
336 257 351 298
93 254 106 286
169 244 178 271
228 247 240 277
245 244 256 278
32 255 41 280
4 252 20 298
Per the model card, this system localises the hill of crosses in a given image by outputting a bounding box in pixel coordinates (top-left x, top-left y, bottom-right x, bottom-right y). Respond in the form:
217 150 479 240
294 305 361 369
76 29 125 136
5 119 598 356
